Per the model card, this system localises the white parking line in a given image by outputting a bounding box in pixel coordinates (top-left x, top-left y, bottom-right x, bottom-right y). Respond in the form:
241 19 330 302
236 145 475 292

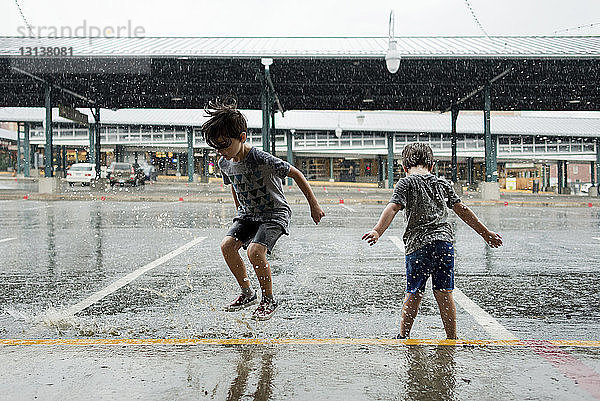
388 236 517 340
593 237 600 242
61 236 206 316
339 203 356 212
0 237 16 244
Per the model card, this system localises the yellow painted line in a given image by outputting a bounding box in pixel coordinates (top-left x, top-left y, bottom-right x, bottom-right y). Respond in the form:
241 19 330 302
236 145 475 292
1 338 599 347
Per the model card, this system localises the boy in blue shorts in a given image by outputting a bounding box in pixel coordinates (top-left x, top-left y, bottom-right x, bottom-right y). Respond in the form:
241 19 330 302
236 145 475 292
362 143 502 339
202 100 325 321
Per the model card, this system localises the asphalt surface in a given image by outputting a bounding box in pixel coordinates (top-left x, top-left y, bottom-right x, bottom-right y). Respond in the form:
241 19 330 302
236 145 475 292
0 182 599 399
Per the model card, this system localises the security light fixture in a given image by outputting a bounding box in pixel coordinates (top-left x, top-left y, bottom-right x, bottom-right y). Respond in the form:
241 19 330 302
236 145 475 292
335 115 343 138
356 113 365 125
335 126 343 138
261 58 273 69
171 97 183 101
385 10 400 74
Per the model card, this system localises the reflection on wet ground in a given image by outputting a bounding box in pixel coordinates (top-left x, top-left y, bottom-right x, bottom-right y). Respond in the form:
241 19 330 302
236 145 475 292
1 200 599 399
0 344 596 400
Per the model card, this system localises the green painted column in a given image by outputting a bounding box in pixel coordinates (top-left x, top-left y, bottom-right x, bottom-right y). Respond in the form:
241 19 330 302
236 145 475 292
286 130 294 186
202 148 210 183
261 71 271 153
590 161 595 186
271 111 276 155
484 85 497 182
596 139 600 196
329 157 334 182
23 123 30 177
61 146 67 178
44 84 53 178
387 132 394 188
94 108 101 178
16 123 22 174
88 123 95 164
187 127 194 182
557 161 563 194
451 106 459 183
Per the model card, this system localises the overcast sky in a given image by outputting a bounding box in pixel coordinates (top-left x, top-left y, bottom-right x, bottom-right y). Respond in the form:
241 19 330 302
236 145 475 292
2 0 600 37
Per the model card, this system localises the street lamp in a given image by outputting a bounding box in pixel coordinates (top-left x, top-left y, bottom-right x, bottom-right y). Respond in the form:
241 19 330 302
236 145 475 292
335 115 343 138
385 10 400 74
261 58 273 70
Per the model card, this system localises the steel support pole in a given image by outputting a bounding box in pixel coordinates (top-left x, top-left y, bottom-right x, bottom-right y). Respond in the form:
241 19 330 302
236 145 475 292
16 123 22 175
329 157 334 182
466 157 473 185
590 161 595 186
88 124 95 164
261 70 271 153
202 148 210 183
563 160 569 193
387 132 394 188
286 130 294 186
596 138 600 196
44 84 53 178
94 108 101 178
451 106 459 183
483 85 497 182
187 127 194 183
557 161 563 194
271 111 276 155
23 123 30 177
61 146 67 178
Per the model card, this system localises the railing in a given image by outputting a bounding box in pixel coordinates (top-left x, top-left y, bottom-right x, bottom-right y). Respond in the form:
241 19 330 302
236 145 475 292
28 123 597 159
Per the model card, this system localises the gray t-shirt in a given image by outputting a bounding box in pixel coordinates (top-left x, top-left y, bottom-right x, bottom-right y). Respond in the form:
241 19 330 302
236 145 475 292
389 173 461 255
219 147 292 232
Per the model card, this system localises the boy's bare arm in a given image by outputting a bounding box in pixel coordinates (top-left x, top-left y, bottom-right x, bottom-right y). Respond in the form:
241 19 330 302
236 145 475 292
362 203 402 246
231 186 240 210
452 201 503 247
287 166 325 224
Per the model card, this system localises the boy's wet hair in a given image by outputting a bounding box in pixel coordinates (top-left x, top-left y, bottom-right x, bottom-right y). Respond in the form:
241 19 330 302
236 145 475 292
401 143 434 169
201 98 247 149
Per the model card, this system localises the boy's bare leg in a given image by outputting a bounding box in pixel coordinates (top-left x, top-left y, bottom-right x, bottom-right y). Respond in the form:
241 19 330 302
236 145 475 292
247 243 273 298
399 292 423 338
434 290 457 339
220 236 251 289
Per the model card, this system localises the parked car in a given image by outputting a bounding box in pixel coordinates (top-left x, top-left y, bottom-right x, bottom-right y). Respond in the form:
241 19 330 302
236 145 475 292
107 162 145 186
66 163 97 186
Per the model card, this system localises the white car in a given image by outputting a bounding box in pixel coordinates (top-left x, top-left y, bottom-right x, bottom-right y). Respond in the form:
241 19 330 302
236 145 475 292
66 163 97 186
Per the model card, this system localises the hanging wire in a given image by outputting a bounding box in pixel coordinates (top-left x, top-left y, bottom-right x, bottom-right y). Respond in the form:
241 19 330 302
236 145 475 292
552 22 600 35
463 0 490 38
14 0 33 36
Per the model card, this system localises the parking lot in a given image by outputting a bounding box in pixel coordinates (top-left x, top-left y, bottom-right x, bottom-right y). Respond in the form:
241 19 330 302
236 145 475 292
1 198 599 399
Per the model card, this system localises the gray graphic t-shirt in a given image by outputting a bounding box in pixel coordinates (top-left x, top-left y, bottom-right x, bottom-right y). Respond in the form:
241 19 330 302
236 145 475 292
389 173 461 255
219 147 292 232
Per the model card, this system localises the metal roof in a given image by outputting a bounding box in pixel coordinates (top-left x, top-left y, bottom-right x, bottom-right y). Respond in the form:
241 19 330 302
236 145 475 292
1 107 598 138
2 36 600 58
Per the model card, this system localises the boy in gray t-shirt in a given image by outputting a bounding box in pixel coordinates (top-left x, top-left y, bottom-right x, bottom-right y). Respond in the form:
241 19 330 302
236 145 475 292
362 143 502 339
202 100 325 321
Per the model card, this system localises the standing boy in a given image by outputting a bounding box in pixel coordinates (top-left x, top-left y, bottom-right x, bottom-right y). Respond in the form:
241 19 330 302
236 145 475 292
362 143 502 339
202 100 325 321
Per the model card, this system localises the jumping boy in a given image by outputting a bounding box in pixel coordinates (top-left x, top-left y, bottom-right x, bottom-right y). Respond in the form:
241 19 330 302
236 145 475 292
362 143 502 339
202 100 325 321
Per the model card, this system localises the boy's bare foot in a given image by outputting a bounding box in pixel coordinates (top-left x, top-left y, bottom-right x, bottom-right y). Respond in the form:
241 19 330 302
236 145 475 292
224 292 258 312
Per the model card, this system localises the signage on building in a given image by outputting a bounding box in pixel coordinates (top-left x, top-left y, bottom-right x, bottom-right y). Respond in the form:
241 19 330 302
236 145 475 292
506 163 535 169
59 105 89 125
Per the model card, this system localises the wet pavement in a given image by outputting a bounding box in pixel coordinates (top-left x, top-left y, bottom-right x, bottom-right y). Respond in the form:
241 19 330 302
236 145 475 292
1 197 600 399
